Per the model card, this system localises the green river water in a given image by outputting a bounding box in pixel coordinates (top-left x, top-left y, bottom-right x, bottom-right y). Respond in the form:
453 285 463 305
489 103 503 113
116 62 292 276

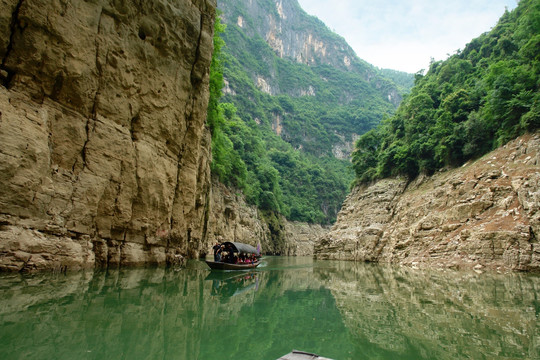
0 256 539 360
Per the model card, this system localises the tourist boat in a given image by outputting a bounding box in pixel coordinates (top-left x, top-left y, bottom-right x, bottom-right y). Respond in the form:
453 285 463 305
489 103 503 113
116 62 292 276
205 241 261 270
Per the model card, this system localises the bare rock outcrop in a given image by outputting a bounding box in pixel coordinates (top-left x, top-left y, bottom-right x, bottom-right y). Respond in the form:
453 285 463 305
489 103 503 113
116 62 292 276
283 221 329 256
206 180 270 251
315 133 540 271
206 180 328 256
0 0 217 271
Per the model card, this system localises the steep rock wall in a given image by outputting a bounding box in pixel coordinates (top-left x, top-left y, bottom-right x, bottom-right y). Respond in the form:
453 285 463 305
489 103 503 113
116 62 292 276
315 133 540 271
0 0 217 271
206 180 270 252
206 180 328 256
283 221 328 256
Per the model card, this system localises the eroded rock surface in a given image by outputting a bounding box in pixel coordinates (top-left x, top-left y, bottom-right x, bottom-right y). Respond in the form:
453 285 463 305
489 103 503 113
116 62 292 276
0 0 217 271
206 180 328 256
206 180 270 252
316 133 540 271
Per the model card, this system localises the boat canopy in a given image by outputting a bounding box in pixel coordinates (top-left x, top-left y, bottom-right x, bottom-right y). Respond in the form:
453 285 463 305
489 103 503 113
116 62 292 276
223 241 259 255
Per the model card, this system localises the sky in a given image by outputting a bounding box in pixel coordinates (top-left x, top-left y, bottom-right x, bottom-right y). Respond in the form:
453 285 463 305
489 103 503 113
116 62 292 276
296 0 519 73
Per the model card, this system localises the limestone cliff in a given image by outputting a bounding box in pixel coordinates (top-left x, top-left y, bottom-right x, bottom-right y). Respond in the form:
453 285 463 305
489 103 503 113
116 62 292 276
0 0 217 271
206 180 328 256
206 180 270 251
219 0 401 106
315 133 540 271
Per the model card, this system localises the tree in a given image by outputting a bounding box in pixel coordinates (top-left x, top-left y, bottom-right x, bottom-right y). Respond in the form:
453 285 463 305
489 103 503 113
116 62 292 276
352 0 539 184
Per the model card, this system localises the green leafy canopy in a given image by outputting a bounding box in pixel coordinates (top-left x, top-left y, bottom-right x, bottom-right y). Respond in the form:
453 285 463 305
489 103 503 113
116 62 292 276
353 0 540 184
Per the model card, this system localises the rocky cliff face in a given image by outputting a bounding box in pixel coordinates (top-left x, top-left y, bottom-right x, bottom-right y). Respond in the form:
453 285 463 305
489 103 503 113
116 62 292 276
225 0 352 70
0 0 217 271
206 180 270 251
315 133 540 272
206 180 327 256
218 0 401 106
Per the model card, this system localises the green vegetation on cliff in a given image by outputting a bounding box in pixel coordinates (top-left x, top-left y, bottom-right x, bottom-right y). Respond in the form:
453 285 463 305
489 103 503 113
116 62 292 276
379 68 416 95
208 0 411 224
353 0 540 183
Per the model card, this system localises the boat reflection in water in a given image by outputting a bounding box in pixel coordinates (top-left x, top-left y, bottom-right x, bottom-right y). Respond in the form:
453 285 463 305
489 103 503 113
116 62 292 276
206 271 259 298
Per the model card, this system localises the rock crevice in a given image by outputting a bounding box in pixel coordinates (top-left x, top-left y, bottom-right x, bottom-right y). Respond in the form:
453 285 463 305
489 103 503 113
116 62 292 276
0 0 217 272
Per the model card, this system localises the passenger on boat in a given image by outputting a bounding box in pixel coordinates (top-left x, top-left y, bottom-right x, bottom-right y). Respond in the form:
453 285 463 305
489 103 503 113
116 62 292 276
212 242 222 262
225 250 236 264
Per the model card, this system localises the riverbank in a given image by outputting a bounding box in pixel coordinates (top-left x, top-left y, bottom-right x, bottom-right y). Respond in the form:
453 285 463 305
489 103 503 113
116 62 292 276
316 133 540 272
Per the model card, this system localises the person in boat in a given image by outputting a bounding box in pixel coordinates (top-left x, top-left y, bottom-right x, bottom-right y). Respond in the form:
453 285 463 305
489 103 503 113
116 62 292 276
224 246 235 263
226 244 237 263
212 242 222 262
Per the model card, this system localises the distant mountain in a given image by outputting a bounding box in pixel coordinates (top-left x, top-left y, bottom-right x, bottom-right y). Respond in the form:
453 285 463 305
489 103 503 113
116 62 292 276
211 0 413 224
218 0 413 156
379 68 416 95
220 0 402 99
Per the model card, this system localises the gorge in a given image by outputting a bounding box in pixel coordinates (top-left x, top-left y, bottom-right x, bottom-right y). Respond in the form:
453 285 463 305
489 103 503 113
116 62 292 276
0 0 335 272
0 0 538 274
1 1 538 358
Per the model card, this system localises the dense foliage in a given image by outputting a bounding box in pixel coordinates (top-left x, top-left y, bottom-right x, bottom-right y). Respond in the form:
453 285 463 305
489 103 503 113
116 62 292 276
353 0 540 184
380 68 416 95
220 22 400 154
208 0 413 224
208 15 353 223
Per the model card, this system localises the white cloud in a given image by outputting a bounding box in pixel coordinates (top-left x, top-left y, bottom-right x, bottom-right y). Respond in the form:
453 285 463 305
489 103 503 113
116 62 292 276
297 0 518 73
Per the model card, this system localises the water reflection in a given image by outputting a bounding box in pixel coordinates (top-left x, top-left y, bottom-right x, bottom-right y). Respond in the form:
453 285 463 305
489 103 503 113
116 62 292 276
0 258 538 360
314 260 540 360
207 271 259 298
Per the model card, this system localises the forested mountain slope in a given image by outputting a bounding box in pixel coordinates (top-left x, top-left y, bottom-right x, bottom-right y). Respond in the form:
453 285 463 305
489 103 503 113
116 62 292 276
210 0 412 224
352 0 540 184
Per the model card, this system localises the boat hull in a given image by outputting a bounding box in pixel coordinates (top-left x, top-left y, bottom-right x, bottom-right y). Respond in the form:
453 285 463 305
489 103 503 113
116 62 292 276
205 260 260 270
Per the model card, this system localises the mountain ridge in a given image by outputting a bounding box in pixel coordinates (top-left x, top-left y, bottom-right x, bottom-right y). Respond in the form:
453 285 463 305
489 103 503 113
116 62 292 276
219 0 403 106
211 0 413 225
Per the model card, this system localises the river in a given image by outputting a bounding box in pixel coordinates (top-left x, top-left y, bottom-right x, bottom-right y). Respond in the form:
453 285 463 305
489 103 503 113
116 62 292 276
0 257 538 359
